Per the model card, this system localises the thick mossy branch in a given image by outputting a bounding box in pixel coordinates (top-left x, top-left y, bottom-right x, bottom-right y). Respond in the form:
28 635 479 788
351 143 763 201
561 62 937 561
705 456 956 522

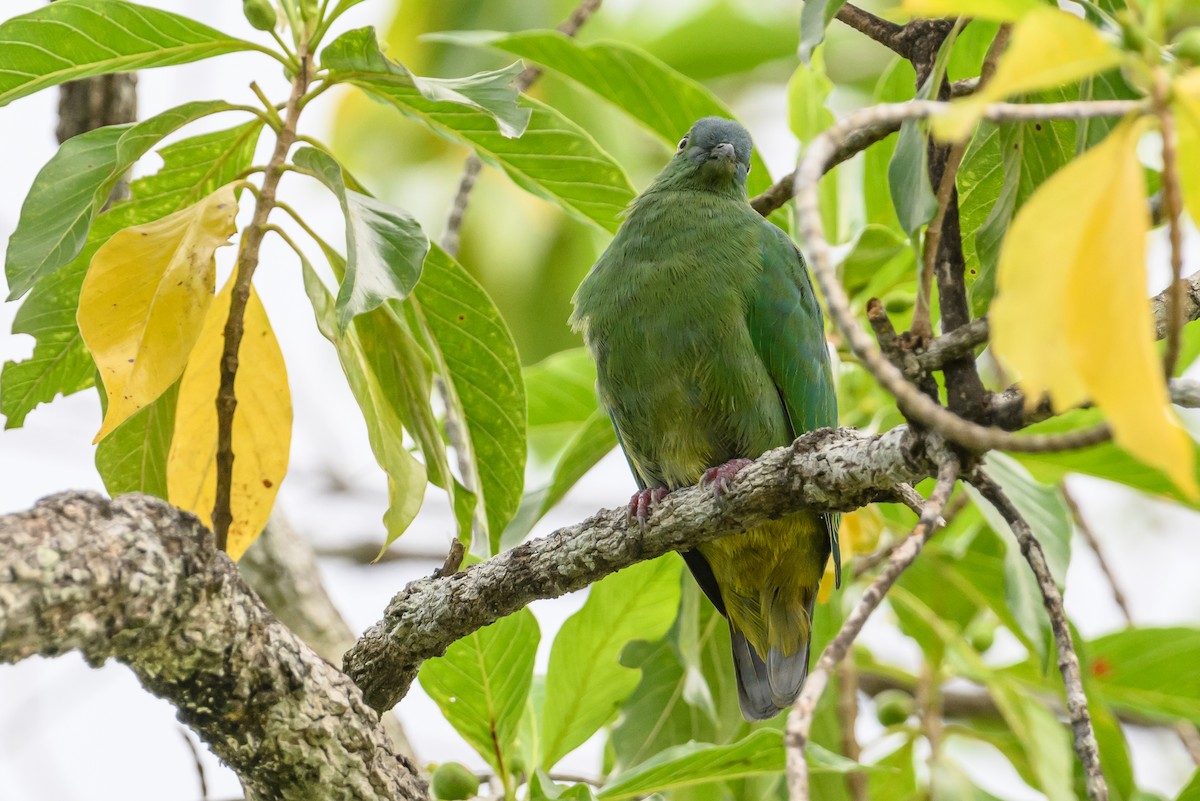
0 493 427 801
344 426 936 712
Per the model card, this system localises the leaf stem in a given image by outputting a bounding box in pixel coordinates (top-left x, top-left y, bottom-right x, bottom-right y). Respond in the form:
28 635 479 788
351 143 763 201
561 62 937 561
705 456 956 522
211 46 312 552
1154 70 1187 377
249 82 285 131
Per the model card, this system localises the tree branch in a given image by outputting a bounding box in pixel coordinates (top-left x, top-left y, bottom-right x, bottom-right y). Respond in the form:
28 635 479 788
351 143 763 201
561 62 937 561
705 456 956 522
786 455 960 801
970 472 1108 801
0 492 426 801
795 98 1144 455
213 48 312 549
344 426 937 711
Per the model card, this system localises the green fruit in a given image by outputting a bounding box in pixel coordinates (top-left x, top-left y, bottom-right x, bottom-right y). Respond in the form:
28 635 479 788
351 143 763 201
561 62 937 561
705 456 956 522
1174 27 1200 64
241 0 276 31
966 618 997 653
874 689 915 727
431 762 479 800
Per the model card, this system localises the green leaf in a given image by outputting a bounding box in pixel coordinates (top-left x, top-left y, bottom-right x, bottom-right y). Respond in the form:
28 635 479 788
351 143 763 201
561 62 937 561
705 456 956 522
321 28 529 137
413 245 526 553
799 0 848 64
293 147 429 328
865 59 916 232
95 380 178 497
425 30 775 202
419 607 539 775
890 587 1075 801
962 453 1072 662
1088 627 1200 723
958 91 1075 316
541 556 683 769
524 347 601 457
0 0 263 108
2 120 262 428
323 28 635 233
6 100 240 299
1016 409 1200 511
302 257 432 546
598 730 860 800
888 120 937 238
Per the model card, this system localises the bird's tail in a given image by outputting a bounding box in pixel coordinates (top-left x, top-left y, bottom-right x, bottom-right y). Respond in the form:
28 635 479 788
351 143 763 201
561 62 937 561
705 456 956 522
730 573 818 721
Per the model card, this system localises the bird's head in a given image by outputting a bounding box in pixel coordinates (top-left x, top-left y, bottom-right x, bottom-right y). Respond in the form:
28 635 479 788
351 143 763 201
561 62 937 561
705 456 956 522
652 117 753 196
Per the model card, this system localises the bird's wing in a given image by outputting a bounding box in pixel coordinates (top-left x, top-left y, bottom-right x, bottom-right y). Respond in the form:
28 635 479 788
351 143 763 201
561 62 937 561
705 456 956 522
746 223 841 585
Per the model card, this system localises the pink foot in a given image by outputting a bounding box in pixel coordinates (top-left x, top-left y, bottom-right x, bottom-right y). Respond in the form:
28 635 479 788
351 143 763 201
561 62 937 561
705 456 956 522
701 458 754 500
628 487 669 527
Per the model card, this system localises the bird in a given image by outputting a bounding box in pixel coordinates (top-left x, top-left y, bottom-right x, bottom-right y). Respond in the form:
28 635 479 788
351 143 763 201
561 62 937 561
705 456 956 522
570 116 839 721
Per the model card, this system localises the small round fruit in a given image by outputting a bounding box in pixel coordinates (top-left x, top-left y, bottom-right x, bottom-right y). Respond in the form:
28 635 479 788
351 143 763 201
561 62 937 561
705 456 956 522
431 762 479 800
874 689 915 727
1174 28 1200 64
241 0 276 31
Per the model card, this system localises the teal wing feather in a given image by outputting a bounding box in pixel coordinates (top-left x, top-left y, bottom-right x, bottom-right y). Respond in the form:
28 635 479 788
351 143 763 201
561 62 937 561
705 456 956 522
746 223 841 585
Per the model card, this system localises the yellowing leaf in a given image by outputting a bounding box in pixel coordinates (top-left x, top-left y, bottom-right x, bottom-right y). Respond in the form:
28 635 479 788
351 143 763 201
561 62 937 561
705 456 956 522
991 118 1197 497
1173 69 1200 230
167 277 291 560
78 185 238 442
903 0 1039 22
932 8 1123 141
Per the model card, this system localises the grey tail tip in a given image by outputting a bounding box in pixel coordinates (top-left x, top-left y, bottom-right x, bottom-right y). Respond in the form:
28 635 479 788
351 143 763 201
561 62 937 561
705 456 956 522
730 627 811 722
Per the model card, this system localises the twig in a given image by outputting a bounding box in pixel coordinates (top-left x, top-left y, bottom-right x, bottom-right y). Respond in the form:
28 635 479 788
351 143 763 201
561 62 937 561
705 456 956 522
441 156 481 257
212 49 312 550
1062 489 1133 624
750 80 976 217
971 471 1108 801
852 490 966 579
837 660 869 801
1154 69 1187 376
433 538 466 578
795 99 1146 455
786 455 960 801
831 3 909 57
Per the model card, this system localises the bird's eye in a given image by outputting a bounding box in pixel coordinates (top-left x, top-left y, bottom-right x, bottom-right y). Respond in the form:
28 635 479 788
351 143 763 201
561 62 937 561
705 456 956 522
676 136 689 152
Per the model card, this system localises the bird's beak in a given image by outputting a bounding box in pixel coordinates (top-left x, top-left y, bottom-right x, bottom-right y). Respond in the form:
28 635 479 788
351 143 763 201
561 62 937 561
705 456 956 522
709 142 736 163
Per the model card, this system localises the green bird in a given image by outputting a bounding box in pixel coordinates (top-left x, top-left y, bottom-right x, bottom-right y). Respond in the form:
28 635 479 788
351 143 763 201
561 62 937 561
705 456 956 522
570 117 839 721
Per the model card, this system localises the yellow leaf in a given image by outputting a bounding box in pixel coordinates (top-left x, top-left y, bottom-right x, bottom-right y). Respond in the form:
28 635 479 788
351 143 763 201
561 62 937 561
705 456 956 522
1172 69 1200 230
991 117 1198 497
79 185 238 442
903 0 1039 22
167 276 292 560
931 8 1123 141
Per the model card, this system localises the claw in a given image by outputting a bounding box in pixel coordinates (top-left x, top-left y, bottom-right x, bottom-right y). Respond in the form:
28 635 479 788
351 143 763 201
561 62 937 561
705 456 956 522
628 487 669 527
701 458 754 501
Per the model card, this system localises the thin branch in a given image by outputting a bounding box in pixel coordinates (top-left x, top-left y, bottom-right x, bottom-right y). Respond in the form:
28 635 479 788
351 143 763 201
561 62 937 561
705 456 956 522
212 48 312 550
786 455 960 801
750 80 976 218
0 493 426 801
1062 489 1133 624
345 426 939 711
837 660 869 801
796 98 1147 455
971 471 1108 801
1154 69 1188 376
911 138 966 341
830 3 909 57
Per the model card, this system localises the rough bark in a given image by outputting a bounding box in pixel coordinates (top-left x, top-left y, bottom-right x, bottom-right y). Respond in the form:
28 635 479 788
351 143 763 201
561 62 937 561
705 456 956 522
0 493 427 801
345 426 935 712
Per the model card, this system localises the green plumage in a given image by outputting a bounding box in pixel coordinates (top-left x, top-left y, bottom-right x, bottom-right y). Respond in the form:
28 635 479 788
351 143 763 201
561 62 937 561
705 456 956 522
570 117 839 721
